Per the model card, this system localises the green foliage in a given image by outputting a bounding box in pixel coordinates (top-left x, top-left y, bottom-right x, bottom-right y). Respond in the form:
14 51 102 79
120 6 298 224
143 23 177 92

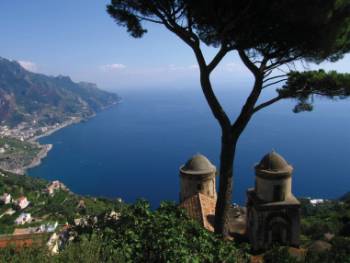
0 245 52 263
0 138 41 169
300 199 350 241
304 237 350 263
280 70 350 112
106 0 350 239
72 200 248 263
204 0 350 61
263 247 298 263
0 200 248 263
108 0 350 62
1 198 350 262
263 238 350 263
0 235 118 263
55 235 104 263
0 171 118 234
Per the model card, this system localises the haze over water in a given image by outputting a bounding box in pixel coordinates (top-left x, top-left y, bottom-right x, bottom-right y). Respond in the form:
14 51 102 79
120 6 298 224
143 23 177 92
28 87 350 206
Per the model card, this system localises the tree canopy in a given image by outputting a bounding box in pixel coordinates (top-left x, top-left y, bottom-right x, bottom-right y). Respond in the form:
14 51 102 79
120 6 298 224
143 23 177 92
188 0 350 61
108 0 350 61
107 0 350 115
107 0 350 235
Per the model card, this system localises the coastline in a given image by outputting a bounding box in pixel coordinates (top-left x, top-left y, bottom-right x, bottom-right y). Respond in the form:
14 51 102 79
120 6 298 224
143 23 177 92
7 143 53 175
4 102 119 175
19 118 84 175
29 117 83 142
25 102 119 172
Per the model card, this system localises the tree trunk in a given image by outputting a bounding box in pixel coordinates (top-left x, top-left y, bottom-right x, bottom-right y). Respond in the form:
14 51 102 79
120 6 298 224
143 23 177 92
214 130 237 236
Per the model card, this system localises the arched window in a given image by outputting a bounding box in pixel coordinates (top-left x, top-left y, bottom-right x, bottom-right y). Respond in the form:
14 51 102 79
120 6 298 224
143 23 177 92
273 185 285 201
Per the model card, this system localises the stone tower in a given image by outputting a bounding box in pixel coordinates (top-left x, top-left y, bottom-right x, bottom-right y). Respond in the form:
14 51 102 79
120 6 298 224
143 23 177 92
246 151 300 251
179 154 217 202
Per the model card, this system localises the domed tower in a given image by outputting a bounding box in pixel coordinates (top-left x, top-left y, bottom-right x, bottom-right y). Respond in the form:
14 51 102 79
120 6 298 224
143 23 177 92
255 151 293 202
179 154 216 202
246 151 300 251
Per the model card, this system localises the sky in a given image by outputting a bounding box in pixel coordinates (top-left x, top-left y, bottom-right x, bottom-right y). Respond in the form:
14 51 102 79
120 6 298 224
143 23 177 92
1 0 350 91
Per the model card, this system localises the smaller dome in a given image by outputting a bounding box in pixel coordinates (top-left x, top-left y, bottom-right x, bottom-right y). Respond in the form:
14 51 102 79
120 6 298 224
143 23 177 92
257 151 289 172
255 150 293 179
181 154 216 174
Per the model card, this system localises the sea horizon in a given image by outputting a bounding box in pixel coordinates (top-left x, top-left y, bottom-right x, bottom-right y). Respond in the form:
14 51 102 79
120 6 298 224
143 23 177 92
28 86 350 207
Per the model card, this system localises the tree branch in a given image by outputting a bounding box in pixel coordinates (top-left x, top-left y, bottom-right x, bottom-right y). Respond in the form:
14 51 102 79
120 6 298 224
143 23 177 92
151 7 197 48
238 49 260 76
207 45 231 73
263 74 288 83
134 15 163 24
148 4 231 130
264 55 301 72
231 50 264 135
262 78 288 89
198 67 232 130
253 95 284 113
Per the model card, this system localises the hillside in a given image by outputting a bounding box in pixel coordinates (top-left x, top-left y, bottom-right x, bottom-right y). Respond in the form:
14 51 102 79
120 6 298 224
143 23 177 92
0 171 349 262
0 169 120 235
0 57 119 127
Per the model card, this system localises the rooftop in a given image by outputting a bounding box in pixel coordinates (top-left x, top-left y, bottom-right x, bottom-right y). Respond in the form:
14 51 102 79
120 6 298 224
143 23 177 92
179 193 216 232
179 193 246 236
180 154 216 175
255 150 293 177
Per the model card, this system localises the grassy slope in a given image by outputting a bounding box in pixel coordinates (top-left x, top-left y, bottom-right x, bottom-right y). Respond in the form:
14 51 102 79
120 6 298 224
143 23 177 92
0 170 119 235
0 137 41 170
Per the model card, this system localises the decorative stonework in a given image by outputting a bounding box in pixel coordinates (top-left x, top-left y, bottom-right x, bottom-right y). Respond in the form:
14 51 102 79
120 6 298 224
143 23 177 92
246 151 301 251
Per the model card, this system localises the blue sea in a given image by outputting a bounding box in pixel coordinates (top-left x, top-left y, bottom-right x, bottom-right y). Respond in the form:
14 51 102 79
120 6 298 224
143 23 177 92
28 87 350 206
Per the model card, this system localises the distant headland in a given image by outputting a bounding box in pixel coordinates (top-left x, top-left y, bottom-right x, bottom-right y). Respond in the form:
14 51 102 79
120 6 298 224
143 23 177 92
0 56 120 174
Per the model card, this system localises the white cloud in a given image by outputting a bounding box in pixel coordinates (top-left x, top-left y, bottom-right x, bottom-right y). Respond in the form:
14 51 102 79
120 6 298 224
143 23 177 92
100 63 126 71
18 60 38 72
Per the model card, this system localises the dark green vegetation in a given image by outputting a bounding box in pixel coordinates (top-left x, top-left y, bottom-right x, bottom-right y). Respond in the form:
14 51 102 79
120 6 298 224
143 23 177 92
300 198 350 241
261 196 350 262
0 137 41 172
0 188 350 262
107 0 350 235
0 170 117 234
263 241 350 263
280 70 350 113
0 200 248 263
0 57 119 127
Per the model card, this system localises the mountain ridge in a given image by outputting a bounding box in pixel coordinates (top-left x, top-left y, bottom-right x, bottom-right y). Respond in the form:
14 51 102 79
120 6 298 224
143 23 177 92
0 57 119 127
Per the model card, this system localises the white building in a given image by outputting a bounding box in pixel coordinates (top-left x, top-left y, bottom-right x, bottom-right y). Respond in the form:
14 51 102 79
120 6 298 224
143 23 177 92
310 199 325 206
47 233 60 254
45 180 66 196
0 193 12 204
15 213 32 225
16 196 30 210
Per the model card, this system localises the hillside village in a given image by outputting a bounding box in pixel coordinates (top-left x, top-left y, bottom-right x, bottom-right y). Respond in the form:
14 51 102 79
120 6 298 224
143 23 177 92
0 170 121 255
0 154 349 262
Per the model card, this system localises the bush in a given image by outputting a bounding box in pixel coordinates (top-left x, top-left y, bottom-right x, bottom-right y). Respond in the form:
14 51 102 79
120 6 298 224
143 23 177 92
72 200 249 263
263 247 298 263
